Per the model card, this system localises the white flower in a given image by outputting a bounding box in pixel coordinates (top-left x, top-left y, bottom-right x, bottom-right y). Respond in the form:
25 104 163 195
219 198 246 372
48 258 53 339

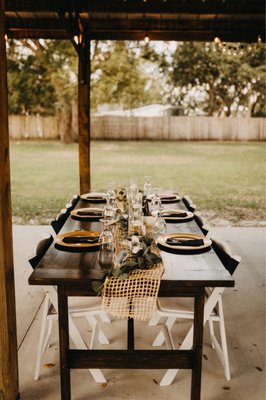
131 235 140 244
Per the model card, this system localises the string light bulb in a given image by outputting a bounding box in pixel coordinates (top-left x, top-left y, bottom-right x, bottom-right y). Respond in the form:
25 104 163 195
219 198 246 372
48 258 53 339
214 37 221 44
144 33 150 44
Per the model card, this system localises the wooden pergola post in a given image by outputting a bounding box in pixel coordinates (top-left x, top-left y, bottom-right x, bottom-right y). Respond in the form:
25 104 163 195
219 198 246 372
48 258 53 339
78 34 91 194
0 1 19 399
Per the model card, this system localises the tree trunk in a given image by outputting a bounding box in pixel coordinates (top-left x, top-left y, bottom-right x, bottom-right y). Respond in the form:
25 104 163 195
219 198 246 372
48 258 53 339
58 104 78 143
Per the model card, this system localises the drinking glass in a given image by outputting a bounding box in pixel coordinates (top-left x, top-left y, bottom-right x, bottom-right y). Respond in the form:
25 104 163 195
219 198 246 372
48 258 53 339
151 193 162 214
153 205 167 239
107 181 116 207
103 197 115 221
143 176 152 196
128 177 139 202
99 221 114 271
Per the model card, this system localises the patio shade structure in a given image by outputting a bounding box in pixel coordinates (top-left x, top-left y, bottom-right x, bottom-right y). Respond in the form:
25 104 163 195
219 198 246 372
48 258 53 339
0 0 265 398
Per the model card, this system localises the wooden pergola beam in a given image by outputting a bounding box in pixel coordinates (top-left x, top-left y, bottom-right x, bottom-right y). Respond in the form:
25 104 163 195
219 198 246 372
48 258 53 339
5 0 265 15
0 1 19 399
4 0 265 43
6 21 265 43
78 33 91 194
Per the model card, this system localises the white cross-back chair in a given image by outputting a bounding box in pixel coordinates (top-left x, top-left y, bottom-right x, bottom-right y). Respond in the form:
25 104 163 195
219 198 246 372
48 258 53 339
149 237 241 386
51 194 80 234
194 211 211 236
182 195 197 212
29 233 110 383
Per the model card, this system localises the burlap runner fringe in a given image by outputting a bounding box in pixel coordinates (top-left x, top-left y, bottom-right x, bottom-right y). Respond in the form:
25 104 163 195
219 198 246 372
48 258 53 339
102 263 164 321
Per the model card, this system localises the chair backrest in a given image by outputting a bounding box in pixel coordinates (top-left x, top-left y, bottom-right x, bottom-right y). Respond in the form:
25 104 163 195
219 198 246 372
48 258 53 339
51 208 69 233
28 233 53 269
182 195 197 212
194 211 210 235
52 194 80 233
65 194 80 210
211 237 241 276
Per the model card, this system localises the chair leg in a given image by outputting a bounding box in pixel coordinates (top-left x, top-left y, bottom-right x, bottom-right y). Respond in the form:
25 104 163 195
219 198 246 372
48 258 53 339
208 319 215 349
210 299 231 381
68 316 107 383
159 325 194 386
148 313 161 327
34 295 50 380
152 316 176 347
42 319 53 352
99 312 112 323
86 315 110 345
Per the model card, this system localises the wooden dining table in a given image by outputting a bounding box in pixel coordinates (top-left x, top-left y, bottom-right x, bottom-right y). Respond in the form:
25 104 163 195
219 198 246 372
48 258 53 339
28 192 234 400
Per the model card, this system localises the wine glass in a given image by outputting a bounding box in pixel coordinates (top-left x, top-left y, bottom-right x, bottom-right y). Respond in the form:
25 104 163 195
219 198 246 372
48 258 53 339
103 197 115 221
153 206 167 239
107 181 116 207
98 221 114 271
151 193 162 214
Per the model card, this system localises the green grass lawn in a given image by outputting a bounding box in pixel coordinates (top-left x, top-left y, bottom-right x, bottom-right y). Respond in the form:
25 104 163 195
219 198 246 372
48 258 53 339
10 140 265 226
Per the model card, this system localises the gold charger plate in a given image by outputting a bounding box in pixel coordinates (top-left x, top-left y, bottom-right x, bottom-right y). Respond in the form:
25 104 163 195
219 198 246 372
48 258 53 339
80 192 107 203
70 207 103 220
152 209 194 223
54 230 100 252
147 193 181 203
157 233 212 255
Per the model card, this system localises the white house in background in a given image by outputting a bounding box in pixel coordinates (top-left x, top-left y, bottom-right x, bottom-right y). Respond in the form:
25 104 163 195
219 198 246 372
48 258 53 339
95 104 182 117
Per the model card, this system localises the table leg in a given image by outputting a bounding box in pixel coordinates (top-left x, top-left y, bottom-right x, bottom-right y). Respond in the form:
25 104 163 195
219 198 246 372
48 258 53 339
191 288 205 400
127 318 134 350
58 286 71 400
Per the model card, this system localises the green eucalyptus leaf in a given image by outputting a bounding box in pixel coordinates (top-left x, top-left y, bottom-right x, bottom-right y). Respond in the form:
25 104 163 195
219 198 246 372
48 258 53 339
112 267 122 277
119 273 129 280
125 261 138 268
91 281 103 294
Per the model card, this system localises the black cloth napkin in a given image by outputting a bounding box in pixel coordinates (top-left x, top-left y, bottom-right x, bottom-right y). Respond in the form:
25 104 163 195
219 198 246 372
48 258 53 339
166 238 204 247
160 196 177 201
77 211 102 216
86 196 105 200
63 236 99 244
162 212 187 218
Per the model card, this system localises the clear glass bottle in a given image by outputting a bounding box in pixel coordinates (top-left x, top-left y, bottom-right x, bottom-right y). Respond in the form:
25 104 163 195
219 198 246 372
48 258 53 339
143 176 152 196
103 197 115 221
153 208 167 239
99 221 114 271
151 193 162 214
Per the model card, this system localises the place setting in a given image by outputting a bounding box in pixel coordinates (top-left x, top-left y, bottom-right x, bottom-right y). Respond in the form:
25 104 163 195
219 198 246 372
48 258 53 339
151 208 194 223
54 230 101 252
147 191 181 204
80 192 107 203
156 232 212 255
70 207 103 221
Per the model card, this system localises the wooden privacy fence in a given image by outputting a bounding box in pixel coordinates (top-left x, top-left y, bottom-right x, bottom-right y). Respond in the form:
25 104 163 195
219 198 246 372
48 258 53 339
9 114 266 141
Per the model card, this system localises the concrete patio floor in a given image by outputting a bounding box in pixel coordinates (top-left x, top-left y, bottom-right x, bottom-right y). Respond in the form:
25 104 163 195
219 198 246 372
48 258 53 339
13 225 265 400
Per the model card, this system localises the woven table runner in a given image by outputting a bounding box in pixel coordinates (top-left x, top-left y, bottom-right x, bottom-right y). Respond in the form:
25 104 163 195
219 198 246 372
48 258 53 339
101 220 164 321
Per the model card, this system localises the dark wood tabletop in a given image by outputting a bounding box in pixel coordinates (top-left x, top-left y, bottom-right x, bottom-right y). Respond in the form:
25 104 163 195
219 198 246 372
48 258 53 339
28 196 234 292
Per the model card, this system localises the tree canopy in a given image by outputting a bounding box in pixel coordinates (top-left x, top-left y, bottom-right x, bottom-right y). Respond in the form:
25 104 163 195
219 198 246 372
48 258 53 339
6 39 266 122
154 41 266 117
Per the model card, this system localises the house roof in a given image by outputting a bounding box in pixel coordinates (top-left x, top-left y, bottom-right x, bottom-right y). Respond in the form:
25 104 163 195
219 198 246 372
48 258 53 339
5 0 265 43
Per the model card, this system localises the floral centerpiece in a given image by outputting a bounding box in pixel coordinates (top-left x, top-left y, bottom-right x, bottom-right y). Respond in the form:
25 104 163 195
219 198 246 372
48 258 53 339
92 235 162 295
92 186 164 320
